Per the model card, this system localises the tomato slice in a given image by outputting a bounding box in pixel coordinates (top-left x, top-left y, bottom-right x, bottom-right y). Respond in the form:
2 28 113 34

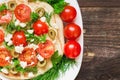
12 31 27 46
0 48 12 67
0 10 12 24
19 48 38 67
33 20 49 35
14 4 31 22
0 29 4 43
36 40 55 58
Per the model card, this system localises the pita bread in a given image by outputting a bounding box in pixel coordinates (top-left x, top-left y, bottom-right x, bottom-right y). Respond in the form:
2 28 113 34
0 0 64 79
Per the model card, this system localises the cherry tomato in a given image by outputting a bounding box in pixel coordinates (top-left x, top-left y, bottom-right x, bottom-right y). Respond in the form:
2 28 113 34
0 10 12 24
64 23 81 40
64 40 81 59
12 31 27 46
36 40 55 58
33 20 49 35
0 48 12 67
19 48 38 67
0 29 4 43
60 6 77 22
14 4 31 22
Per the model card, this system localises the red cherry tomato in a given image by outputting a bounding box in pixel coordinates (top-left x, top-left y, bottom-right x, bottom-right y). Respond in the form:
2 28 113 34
60 6 77 22
0 29 4 43
64 23 81 40
33 20 49 35
0 48 12 67
12 31 27 46
14 4 31 22
19 48 38 67
0 10 12 24
36 40 55 58
64 40 81 59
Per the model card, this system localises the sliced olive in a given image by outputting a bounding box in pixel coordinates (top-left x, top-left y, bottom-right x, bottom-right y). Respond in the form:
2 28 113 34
48 29 56 40
11 50 19 58
37 60 47 67
8 1 17 11
10 68 18 74
35 8 45 17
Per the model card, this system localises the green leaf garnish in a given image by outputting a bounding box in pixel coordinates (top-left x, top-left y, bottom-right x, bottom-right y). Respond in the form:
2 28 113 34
0 4 7 12
32 56 76 80
25 32 46 44
4 42 14 50
51 51 62 66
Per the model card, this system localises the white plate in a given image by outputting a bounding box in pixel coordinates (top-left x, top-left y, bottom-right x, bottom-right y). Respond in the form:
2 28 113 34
59 0 83 80
0 0 83 80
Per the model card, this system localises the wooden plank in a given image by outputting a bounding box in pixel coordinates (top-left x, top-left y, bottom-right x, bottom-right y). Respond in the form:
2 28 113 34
75 6 120 80
78 0 120 7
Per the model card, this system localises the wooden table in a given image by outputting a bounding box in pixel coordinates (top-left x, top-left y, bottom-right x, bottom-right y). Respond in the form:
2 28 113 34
75 0 120 80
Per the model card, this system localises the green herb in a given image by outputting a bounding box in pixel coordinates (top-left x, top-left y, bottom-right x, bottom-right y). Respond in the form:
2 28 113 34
44 12 52 26
39 0 68 14
26 32 46 44
0 67 2 71
4 42 14 50
12 58 20 67
51 51 62 66
24 66 37 73
6 21 16 33
0 4 7 12
28 12 39 27
32 56 76 80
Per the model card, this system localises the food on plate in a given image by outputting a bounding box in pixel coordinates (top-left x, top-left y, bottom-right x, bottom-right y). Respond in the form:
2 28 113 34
64 23 81 40
0 0 81 80
60 5 77 22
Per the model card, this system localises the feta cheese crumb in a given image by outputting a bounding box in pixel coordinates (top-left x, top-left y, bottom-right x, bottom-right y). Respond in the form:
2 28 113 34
5 57 10 61
27 44 38 50
19 23 26 28
7 40 13 46
15 45 24 53
4 34 12 42
27 30 34 34
15 20 20 26
1 68 9 74
37 54 44 62
40 17 46 22
28 72 34 77
20 61 27 69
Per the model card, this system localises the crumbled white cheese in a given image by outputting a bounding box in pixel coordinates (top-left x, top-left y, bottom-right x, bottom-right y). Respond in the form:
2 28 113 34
19 23 26 28
28 72 34 77
7 40 13 46
30 39 34 42
1 68 9 74
15 19 26 28
40 17 46 22
20 61 27 69
4 34 12 42
15 45 24 53
27 44 38 50
15 20 20 26
5 56 10 61
27 30 34 34
37 54 44 62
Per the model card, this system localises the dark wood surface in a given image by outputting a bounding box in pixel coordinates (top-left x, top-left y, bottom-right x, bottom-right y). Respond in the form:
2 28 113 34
75 0 120 80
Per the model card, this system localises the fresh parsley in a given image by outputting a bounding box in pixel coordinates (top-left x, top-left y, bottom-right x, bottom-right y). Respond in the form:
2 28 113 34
51 51 62 66
44 12 52 26
25 32 46 44
0 4 7 12
40 0 68 14
4 42 14 50
32 56 76 80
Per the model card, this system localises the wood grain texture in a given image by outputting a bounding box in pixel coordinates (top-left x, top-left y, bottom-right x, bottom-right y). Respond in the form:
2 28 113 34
75 0 120 80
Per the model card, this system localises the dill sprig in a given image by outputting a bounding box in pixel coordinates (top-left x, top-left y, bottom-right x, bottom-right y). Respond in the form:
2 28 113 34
32 56 76 80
